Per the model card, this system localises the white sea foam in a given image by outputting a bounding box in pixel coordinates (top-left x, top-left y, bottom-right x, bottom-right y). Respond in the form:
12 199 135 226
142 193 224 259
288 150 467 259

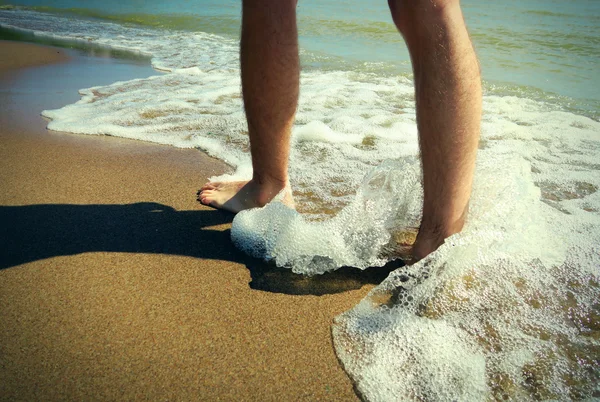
39 64 423 216
0 9 239 72
2 8 599 399
231 158 422 275
331 149 599 400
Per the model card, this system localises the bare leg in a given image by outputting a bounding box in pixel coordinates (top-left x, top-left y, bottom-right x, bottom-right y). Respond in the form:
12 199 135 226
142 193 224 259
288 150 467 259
388 0 482 261
198 0 298 212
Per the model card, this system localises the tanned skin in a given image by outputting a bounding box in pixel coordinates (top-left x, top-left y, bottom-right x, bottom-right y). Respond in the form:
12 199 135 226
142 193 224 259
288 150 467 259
198 0 297 212
388 0 482 260
199 0 482 262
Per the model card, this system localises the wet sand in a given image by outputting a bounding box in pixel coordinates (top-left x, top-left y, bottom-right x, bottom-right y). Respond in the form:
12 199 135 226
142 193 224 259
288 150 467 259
0 40 394 401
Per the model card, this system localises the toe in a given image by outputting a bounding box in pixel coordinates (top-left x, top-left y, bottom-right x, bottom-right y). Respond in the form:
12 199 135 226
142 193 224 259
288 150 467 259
200 182 216 191
198 190 214 206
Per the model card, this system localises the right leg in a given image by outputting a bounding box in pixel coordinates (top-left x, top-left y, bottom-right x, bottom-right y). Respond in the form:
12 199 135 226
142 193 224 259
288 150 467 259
388 0 482 261
198 0 298 213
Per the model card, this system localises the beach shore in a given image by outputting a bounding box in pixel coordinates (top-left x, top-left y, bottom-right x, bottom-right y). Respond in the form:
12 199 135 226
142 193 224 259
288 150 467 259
0 40 382 401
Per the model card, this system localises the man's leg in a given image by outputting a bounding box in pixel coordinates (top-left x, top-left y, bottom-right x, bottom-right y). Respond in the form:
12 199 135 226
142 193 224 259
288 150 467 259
388 0 482 261
198 0 298 212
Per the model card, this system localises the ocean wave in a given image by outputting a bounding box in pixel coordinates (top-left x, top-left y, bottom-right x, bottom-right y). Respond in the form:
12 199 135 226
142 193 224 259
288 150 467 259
1 4 241 36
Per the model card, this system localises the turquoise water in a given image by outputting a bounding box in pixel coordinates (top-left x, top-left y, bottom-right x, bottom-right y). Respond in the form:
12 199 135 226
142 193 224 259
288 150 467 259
2 0 599 118
1 1 599 399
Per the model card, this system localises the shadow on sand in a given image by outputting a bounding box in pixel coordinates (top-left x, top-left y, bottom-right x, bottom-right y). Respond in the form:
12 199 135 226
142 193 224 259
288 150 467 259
0 202 401 295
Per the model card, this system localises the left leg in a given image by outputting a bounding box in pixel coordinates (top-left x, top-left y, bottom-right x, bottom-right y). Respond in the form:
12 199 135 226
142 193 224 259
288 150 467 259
198 0 299 213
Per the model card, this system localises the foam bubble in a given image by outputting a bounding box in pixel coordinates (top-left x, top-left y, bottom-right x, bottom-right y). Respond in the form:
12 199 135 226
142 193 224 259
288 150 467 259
335 315 489 401
332 149 599 400
293 120 363 144
231 158 422 275
40 65 422 216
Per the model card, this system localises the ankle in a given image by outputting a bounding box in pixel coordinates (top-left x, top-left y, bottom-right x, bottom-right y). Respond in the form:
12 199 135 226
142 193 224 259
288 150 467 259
250 174 289 206
411 209 467 263
419 215 465 240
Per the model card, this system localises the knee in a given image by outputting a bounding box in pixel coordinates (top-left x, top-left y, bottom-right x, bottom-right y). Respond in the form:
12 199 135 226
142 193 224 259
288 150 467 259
388 0 460 34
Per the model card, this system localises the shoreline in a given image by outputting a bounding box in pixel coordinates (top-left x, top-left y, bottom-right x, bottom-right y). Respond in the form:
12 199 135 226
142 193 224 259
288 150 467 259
0 40 376 401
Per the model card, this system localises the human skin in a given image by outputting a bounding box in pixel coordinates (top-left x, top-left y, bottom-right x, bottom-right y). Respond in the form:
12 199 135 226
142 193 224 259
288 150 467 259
388 0 482 260
198 0 482 262
197 0 297 212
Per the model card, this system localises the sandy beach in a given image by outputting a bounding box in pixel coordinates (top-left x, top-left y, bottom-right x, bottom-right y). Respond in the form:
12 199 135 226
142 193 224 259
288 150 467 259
3 1 599 397
0 40 396 401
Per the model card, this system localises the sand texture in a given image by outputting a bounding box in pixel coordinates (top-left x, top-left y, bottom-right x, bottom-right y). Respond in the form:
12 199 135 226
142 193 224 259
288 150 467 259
0 41 392 401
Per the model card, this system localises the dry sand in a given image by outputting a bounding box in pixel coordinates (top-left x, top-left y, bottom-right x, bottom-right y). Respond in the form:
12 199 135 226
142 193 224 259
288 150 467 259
0 41 393 401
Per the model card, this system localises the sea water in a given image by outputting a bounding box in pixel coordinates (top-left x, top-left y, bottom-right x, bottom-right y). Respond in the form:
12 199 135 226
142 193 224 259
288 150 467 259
1 1 598 399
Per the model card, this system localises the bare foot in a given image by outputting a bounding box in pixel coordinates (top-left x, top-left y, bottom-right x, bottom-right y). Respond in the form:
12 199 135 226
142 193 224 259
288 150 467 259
197 179 294 213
